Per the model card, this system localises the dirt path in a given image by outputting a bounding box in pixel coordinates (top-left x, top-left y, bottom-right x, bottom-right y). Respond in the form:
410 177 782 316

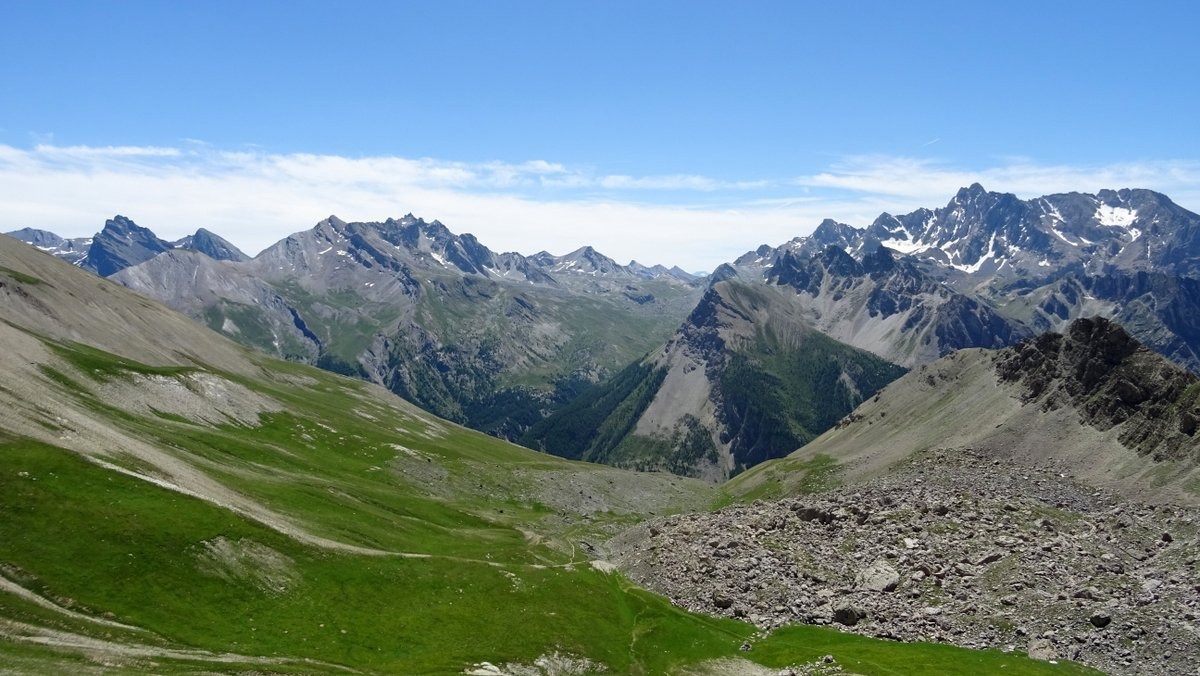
0 618 360 672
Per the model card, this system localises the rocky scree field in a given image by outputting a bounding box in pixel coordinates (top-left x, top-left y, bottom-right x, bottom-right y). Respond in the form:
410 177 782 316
610 448 1200 675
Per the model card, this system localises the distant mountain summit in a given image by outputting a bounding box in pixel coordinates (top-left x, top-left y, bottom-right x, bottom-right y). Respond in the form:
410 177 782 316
745 184 1200 281
5 227 93 265
5 216 249 273
865 185 1199 278
75 213 706 442
173 228 249 262
80 215 174 276
250 213 695 288
724 184 1200 373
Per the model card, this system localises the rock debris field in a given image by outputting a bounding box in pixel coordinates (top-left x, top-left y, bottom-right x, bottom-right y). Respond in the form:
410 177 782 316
609 449 1200 675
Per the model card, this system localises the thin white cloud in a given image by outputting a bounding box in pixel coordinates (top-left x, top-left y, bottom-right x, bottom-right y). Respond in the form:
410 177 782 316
598 174 770 191
0 144 1197 271
32 144 182 158
0 144 793 270
797 155 1200 209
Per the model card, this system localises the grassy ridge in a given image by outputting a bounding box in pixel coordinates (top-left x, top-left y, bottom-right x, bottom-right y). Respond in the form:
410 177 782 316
0 439 749 673
0 439 1096 674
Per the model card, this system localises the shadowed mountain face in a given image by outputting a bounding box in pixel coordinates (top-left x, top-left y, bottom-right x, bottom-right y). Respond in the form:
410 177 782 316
80 215 174 276
522 279 908 481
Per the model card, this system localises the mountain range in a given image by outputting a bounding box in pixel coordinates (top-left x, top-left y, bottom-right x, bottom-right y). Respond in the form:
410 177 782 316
9 183 1200 480
9 214 706 442
525 185 1200 477
2 191 1200 673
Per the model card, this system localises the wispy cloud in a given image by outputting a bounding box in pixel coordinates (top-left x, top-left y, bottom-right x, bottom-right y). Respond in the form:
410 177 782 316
32 144 183 158
797 155 1200 207
1 144 1197 271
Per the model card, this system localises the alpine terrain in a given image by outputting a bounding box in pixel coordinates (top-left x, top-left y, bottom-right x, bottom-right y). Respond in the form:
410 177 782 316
10 5 1199 674
0 228 1097 674
525 185 1200 479
614 317 1200 675
9 215 705 443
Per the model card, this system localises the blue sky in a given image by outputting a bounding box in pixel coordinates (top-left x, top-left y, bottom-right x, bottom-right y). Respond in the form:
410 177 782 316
2 1 1198 269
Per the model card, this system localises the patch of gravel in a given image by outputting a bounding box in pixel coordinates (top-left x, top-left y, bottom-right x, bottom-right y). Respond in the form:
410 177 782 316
94 372 282 427
679 655 845 676
195 537 299 594
465 651 606 675
609 449 1200 675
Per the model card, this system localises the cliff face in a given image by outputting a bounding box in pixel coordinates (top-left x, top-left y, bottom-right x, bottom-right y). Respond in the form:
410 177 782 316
995 316 1200 461
765 246 1029 366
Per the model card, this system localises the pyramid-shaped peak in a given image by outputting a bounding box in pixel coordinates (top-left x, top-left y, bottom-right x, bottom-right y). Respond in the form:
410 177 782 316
105 214 144 231
954 183 988 200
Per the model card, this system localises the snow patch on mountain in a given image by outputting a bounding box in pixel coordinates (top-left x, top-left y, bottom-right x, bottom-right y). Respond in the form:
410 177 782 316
1096 204 1138 227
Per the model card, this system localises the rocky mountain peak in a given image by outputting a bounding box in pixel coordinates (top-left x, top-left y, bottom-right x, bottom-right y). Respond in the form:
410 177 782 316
953 182 989 202
995 316 1199 460
316 215 348 230
811 219 860 248
175 228 250 262
5 227 65 248
104 214 154 237
551 245 624 275
82 215 173 276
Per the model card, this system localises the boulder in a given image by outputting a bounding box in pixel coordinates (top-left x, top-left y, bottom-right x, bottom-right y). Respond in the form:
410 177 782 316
856 560 901 592
1028 638 1058 661
832 601 867 626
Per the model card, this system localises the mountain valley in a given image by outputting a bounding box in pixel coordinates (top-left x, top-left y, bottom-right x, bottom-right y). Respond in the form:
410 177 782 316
0 214 1109 675
4 185 1200 674
19 185 1200 481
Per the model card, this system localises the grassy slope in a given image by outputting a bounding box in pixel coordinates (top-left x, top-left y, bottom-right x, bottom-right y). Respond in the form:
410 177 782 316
0 339 1098 675
0 438 739 673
